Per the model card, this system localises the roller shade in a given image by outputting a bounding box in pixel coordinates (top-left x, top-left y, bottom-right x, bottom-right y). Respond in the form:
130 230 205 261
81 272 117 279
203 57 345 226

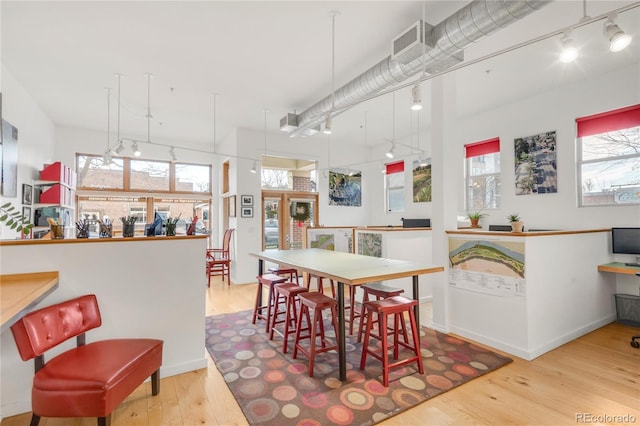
576 104 640 138
385 161 404 174
465 137 500 158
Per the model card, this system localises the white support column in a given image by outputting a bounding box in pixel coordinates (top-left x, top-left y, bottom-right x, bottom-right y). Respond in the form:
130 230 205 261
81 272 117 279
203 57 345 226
429 73 458 332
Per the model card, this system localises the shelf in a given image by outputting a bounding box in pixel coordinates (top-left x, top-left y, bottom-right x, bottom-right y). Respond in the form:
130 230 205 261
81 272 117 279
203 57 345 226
33 180 75 189
33 203 75 210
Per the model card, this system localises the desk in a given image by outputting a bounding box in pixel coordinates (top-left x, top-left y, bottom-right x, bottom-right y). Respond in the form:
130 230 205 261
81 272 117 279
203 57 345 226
598 262 640 275
1 271 59 333
251 248 444 381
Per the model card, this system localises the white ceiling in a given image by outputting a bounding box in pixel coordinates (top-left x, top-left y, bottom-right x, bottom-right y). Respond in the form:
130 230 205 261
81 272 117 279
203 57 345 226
2 1 638 154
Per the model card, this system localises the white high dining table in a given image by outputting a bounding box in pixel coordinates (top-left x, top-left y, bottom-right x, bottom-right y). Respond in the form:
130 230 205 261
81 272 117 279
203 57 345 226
251 248 444 381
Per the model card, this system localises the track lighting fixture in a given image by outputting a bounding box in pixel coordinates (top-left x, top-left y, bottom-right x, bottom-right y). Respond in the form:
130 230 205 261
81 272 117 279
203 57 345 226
410 83 423 111
132 141 141 157
385 144 395 159
103 150 112 165
169 147 177 161
323 115 332 135
113 140 125 154
250 160 258 174
559 32 578 63
604 15 632 52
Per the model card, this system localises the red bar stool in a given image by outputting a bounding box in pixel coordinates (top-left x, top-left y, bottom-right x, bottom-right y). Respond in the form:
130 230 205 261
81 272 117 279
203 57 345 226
305 273 336 297
268 267 300 285
359 295 424 387
357 282 407 343
269 283 308 353
252 273 287 332
293 292 339 377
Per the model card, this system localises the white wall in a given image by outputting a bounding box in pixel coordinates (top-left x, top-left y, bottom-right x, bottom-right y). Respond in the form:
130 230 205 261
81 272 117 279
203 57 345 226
0 66 56 240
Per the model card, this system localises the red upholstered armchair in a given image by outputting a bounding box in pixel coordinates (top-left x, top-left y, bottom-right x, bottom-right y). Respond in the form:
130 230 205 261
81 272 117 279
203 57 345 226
10 294 163 426
206 228 234 285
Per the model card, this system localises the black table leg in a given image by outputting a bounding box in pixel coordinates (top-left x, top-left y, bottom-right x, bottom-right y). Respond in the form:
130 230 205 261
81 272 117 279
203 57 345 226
337 281 346 381
412 275 420 327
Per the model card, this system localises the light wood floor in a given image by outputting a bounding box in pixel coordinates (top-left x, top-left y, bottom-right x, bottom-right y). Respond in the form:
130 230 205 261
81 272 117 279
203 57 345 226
3 276 639 425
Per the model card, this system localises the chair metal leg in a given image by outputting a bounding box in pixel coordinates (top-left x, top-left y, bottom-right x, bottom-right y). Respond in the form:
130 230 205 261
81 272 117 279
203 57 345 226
29 414 40 426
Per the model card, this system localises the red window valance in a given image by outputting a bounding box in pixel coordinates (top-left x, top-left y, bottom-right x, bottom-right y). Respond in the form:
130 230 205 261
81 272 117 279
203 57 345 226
576 104 640 138
465 137 500 158
385 161 404 174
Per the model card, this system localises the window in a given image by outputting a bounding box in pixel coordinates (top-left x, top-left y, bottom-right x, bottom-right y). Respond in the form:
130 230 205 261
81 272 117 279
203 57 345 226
385 161 404 213
577 105 640 206
465 138 501 210
77 155 124 190
130 159 170 192
175 163 211 193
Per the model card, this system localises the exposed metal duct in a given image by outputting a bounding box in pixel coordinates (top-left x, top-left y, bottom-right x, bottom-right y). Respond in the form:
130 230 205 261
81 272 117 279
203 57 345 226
283 0 551 137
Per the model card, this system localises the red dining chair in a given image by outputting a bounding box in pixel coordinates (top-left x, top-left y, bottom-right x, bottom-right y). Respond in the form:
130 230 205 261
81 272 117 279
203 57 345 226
206 228 235 286
10 294 163 426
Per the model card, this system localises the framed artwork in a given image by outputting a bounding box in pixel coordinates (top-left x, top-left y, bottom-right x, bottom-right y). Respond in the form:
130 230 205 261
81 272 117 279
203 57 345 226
241 195 253 206
22 183 32 205
228 195 236 218
514 130 557 195
328 169 362 206
22 206 31 221
241 207 253 218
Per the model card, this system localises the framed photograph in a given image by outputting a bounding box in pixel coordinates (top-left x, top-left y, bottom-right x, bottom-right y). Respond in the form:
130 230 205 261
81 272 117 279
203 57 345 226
22 206 31 221
22 183 32 205
241 195 253 206
228 195 236 218
241 207 253 218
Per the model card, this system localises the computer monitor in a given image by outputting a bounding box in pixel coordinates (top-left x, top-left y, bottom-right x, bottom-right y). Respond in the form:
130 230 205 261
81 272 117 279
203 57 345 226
611 227 640 267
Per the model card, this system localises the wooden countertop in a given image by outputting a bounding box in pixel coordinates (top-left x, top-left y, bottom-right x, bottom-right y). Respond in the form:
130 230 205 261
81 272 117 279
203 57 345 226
598 262 640 275
446 228 610 237
1 271 59 332
0 234 207 246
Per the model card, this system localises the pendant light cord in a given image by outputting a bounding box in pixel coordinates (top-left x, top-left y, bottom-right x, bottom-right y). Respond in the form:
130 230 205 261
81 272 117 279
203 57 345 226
145 73 152 142
106 88 111 151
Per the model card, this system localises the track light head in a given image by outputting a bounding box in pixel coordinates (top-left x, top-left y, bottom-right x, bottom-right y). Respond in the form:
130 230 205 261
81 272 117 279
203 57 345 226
322 115 332 135
410 83 423 111
132 141 141 157
250 160 258 174
605 16 632 52
113 141 125 154
169 147 177 161
385 144 395 159
103 151 112 165
559 32 578 63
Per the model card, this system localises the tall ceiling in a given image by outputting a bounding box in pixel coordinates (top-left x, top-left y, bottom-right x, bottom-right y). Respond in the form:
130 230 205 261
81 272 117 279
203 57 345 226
1 1 638 154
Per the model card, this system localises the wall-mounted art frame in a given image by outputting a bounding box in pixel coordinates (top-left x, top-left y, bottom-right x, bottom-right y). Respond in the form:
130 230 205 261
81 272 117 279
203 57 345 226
241 195 253 206
22 183 32 205
241 207 253 218
228 195 236 217
22 206 31 221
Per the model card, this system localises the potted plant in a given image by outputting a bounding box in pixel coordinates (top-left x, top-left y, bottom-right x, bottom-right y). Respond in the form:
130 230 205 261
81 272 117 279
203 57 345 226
467 211 487 228
507 213 524 232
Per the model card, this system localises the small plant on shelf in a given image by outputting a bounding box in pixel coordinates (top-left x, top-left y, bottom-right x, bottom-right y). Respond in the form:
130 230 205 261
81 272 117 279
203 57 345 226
1 202 33 235
507 213 524 232
467 211 487 228
507 213 521 222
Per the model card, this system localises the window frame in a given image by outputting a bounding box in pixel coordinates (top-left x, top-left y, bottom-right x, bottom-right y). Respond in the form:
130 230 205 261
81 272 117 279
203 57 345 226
464 137 501 210
576 105 640 207
385 160 405 213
